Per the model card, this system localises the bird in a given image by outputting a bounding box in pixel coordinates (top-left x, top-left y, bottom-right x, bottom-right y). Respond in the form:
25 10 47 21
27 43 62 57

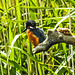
22 20 46 48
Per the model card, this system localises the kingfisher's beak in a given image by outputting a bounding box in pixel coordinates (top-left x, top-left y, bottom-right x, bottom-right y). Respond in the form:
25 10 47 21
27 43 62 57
22 28 27 33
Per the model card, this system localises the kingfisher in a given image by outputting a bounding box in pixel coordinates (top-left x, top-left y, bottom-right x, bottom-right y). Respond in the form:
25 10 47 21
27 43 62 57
22 20 46 48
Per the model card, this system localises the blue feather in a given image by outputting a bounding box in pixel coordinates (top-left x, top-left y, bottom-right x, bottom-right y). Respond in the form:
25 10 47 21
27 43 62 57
29 28 46 43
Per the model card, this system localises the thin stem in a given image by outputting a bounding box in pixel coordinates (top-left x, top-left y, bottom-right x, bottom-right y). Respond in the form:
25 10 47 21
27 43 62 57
0 48 3 75
69 5 74 75
1 20 10 75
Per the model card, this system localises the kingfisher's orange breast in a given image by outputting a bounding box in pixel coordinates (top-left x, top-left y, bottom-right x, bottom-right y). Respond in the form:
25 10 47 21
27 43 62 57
27 29 39 48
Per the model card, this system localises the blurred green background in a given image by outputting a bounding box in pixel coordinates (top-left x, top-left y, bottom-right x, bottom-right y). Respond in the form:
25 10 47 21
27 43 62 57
0 0 75 75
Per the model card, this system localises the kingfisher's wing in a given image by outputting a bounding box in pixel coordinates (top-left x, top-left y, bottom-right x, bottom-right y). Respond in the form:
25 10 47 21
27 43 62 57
33 28 46 43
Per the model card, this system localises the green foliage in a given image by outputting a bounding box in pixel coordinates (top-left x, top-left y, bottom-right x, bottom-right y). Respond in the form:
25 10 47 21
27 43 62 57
0 0 75 75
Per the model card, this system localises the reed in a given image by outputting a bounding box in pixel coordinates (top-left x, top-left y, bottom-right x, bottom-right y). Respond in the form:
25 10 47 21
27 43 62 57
0 0 75 75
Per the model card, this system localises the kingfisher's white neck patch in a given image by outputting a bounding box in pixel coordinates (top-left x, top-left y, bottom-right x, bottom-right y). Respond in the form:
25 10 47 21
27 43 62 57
30 26 34 29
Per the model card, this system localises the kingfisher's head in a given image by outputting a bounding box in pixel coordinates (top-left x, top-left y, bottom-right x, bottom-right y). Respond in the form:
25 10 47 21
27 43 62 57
22 20 36 32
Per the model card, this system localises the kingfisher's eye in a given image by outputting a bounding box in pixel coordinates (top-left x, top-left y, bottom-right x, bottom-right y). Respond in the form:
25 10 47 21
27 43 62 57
28 26 31 28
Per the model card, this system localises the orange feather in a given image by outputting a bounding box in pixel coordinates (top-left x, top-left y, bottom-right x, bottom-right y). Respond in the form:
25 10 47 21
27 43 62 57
27 29 39 48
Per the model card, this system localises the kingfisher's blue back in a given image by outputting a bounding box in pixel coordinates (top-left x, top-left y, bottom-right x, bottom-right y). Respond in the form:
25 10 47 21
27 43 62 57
29 28 46 43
